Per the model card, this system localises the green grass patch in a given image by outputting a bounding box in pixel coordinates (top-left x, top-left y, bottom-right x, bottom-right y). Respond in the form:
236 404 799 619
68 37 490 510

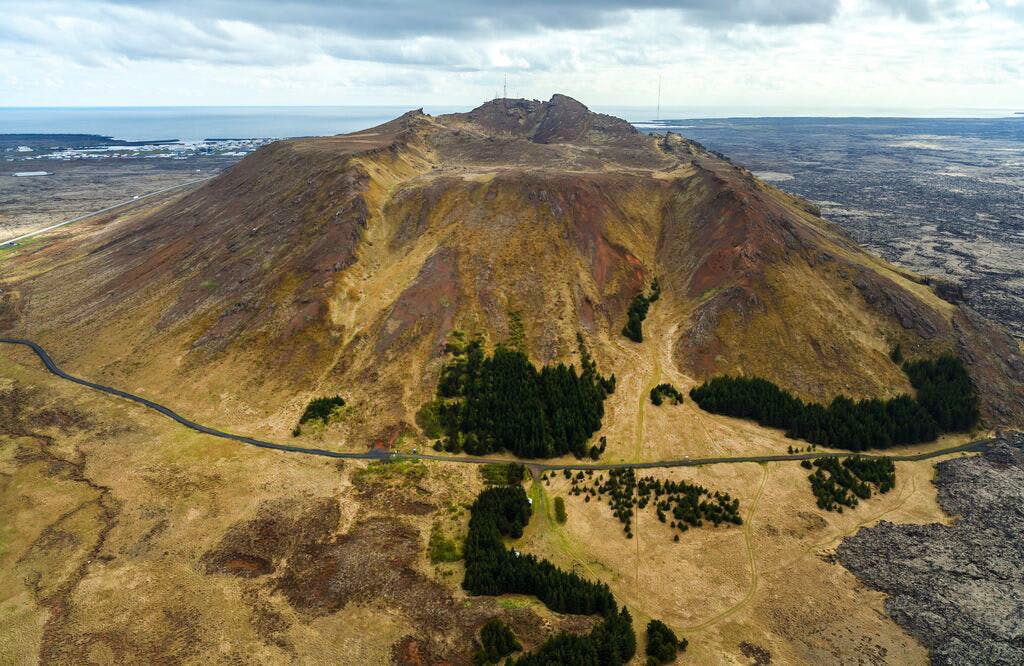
553 496 567 524
480 463 526 486
507 310 526 352
353 459 428 486
497 597 536 610
415 399 444 438
428 523 462 563
0 235 45 258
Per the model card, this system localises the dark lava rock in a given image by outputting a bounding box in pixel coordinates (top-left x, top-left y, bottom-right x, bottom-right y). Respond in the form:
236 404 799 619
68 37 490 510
837 434 1024 665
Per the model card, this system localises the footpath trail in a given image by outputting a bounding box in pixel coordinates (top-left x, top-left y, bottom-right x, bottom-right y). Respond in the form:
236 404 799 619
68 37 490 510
0 338 995 470
683 463 769 632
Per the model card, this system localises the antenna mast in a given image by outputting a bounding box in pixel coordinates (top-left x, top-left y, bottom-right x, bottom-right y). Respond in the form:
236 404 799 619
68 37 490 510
503 74 507 100
656 73 661 121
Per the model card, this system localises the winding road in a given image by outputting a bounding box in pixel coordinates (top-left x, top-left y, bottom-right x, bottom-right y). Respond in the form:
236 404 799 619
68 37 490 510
0 337 994 470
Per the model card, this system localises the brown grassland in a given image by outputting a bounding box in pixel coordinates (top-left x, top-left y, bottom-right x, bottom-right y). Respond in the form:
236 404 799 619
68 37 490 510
0 329 977 664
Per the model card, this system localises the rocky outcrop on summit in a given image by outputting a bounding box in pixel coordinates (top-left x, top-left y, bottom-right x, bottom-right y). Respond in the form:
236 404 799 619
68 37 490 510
443 94 641 146
837 435 1024 665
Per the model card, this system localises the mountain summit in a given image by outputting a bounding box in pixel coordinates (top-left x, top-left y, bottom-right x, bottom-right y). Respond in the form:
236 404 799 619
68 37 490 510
447 94 641 145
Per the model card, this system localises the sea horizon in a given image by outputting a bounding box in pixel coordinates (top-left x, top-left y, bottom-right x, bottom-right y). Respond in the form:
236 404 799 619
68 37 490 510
2 104 1020 143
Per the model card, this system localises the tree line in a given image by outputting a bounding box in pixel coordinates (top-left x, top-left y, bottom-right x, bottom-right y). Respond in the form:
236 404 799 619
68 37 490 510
462 486 638 664
563 468 742 541
463 486 617 615
475 618 521 664
646 619 687 664
622 278 660 343
689 354 979 451
429 332 615 458
650 383 684 406
510 609 637 666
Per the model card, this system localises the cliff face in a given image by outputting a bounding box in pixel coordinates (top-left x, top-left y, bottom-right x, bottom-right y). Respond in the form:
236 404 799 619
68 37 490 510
3 95 1021 439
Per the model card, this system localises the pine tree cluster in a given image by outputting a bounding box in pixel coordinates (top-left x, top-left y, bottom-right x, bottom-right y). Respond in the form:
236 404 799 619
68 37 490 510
565 468 742 541
462 486 639 665
432 333 615 458
621 279 660 343
293 395 346 435
474 618 521 664
689 354 979 451
645 619 687 664
463 486 616 615
509 609 637 666
298 395 345 424
903 355 980 431
649 383 684 406
803 456 896 512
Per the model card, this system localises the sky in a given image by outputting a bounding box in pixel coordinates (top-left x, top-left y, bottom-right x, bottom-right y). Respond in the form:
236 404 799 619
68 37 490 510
1 0 1022 111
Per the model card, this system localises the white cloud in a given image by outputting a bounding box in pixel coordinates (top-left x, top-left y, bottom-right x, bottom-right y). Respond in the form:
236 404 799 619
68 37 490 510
0 0 1020 109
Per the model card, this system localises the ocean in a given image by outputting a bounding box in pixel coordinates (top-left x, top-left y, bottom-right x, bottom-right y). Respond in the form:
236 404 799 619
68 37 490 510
1 105 1019 142
0 106 466 142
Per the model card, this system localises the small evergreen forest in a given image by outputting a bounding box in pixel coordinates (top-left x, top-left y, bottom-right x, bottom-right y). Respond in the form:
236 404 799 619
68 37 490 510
622 278 661 343
802 456 896 512
292 395 345 435
464 486 615 614
650 383 684 406
299 395 346 423
463 485 640 664
903 355 980 431
475 618 521 664
430 332 615 458
689 354 979 451
563 468 741 541
646 619 687 664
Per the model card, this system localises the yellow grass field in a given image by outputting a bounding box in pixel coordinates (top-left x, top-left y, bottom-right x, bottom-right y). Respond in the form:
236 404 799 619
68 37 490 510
1 336 974 664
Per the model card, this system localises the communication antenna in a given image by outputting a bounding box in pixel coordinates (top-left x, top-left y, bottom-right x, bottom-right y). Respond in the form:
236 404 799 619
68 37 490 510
656 73 661 121
503 74 507 99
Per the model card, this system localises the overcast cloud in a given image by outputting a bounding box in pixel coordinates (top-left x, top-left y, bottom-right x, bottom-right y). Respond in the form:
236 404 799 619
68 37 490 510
0 0 1021 109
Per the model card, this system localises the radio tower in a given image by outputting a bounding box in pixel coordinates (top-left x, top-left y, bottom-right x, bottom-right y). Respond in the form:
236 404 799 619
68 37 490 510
656 73 661 121
503 74 507 99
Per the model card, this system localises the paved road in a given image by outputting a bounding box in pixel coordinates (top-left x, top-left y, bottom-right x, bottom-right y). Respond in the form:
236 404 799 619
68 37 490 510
0 176 214 248
0 337 995 470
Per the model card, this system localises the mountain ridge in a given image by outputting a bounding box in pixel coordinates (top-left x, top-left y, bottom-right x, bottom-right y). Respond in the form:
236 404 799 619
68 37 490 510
2 94 1021 449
